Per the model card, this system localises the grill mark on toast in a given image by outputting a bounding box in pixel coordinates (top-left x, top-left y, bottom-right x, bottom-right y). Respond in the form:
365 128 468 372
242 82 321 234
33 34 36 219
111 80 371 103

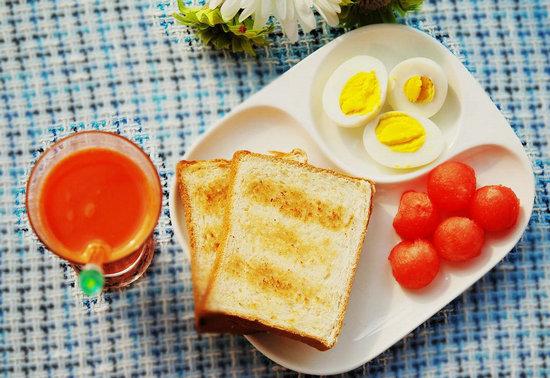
244 179 353 231
241 216 336 267
224 255 329 307
201 225 222 254
194 178 228 214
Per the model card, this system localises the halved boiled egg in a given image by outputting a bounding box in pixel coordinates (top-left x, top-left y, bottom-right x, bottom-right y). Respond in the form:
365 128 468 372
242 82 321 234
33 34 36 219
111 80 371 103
388 57 448 118
322 56 388 128
363 111 445 169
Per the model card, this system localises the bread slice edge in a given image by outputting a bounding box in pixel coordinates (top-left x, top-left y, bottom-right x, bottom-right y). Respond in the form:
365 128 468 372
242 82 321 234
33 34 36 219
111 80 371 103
201 150 376 350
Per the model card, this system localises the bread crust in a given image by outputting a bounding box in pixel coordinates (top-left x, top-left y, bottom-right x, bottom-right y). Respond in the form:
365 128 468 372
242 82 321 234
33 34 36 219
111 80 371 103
201 150 376 350
200 312 331 350
232 151 376 189
176 159 231 332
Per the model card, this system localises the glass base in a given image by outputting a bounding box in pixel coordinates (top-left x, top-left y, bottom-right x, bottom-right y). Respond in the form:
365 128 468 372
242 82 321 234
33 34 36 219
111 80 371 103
72 237 156 291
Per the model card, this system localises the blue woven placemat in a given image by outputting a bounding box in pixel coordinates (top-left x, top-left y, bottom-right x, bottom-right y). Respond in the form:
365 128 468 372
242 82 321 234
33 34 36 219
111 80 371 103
0 0 548 376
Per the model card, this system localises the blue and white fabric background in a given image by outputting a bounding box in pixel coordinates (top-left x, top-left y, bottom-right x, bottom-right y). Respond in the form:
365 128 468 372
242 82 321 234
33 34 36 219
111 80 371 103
0 0 548 376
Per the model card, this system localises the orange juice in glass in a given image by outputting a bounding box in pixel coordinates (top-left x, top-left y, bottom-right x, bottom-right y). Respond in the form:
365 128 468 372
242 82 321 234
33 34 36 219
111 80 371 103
26 131 162 295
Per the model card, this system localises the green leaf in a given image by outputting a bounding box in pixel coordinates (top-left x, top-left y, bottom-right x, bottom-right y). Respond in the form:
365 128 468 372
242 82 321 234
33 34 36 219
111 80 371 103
394 0 424 14
173 12 187 25
177 0 186 14
173 3 273 56
339 0 424 29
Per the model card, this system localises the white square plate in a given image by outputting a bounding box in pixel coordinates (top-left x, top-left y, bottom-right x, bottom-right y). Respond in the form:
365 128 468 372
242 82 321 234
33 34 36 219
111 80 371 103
169 25 535 375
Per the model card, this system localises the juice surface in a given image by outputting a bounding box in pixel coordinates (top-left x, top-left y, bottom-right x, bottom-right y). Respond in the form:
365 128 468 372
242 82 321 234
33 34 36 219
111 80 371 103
39 148 151 260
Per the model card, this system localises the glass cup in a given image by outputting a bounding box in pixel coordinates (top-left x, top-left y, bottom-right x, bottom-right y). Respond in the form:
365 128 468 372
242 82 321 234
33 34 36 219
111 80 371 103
26 131 162 292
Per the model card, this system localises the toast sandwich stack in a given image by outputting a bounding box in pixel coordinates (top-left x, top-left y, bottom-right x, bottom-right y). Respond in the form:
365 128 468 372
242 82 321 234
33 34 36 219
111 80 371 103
177 149 307 332
177 149 374 350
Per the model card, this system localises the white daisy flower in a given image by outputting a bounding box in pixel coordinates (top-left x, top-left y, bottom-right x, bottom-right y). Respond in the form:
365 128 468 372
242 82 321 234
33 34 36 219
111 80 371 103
208 0 343 42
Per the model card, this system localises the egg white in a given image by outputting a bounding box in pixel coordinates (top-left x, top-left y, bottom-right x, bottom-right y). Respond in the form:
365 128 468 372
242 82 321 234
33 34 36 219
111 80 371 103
388 57 448 118
322 56 388 128
363 111 445 169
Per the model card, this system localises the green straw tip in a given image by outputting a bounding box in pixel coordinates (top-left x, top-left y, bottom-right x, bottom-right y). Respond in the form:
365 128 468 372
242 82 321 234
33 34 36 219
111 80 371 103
79 266 104 296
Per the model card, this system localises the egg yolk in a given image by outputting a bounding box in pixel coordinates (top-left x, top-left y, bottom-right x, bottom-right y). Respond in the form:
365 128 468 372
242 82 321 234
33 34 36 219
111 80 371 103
403 75 435 104
339 71 381 116
375 112 426 152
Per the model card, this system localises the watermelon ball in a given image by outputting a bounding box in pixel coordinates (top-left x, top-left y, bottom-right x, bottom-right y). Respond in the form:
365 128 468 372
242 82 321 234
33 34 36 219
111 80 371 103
388 239 441 290
470 185 520 232
427 161 476 213
433 217 485 262
393 191 440 239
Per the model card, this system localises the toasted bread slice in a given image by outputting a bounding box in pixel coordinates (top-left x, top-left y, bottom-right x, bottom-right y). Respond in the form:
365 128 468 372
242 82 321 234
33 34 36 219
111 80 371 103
177 149 307 332
177 159 230 310
201 151 375 350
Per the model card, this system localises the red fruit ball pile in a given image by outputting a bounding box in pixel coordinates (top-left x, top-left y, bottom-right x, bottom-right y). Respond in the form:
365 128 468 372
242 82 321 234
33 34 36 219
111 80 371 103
427 161 476 213
388 240 440 290
388 161 521 290
433 217 485 262
470 185 520 232
393 191 440 240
